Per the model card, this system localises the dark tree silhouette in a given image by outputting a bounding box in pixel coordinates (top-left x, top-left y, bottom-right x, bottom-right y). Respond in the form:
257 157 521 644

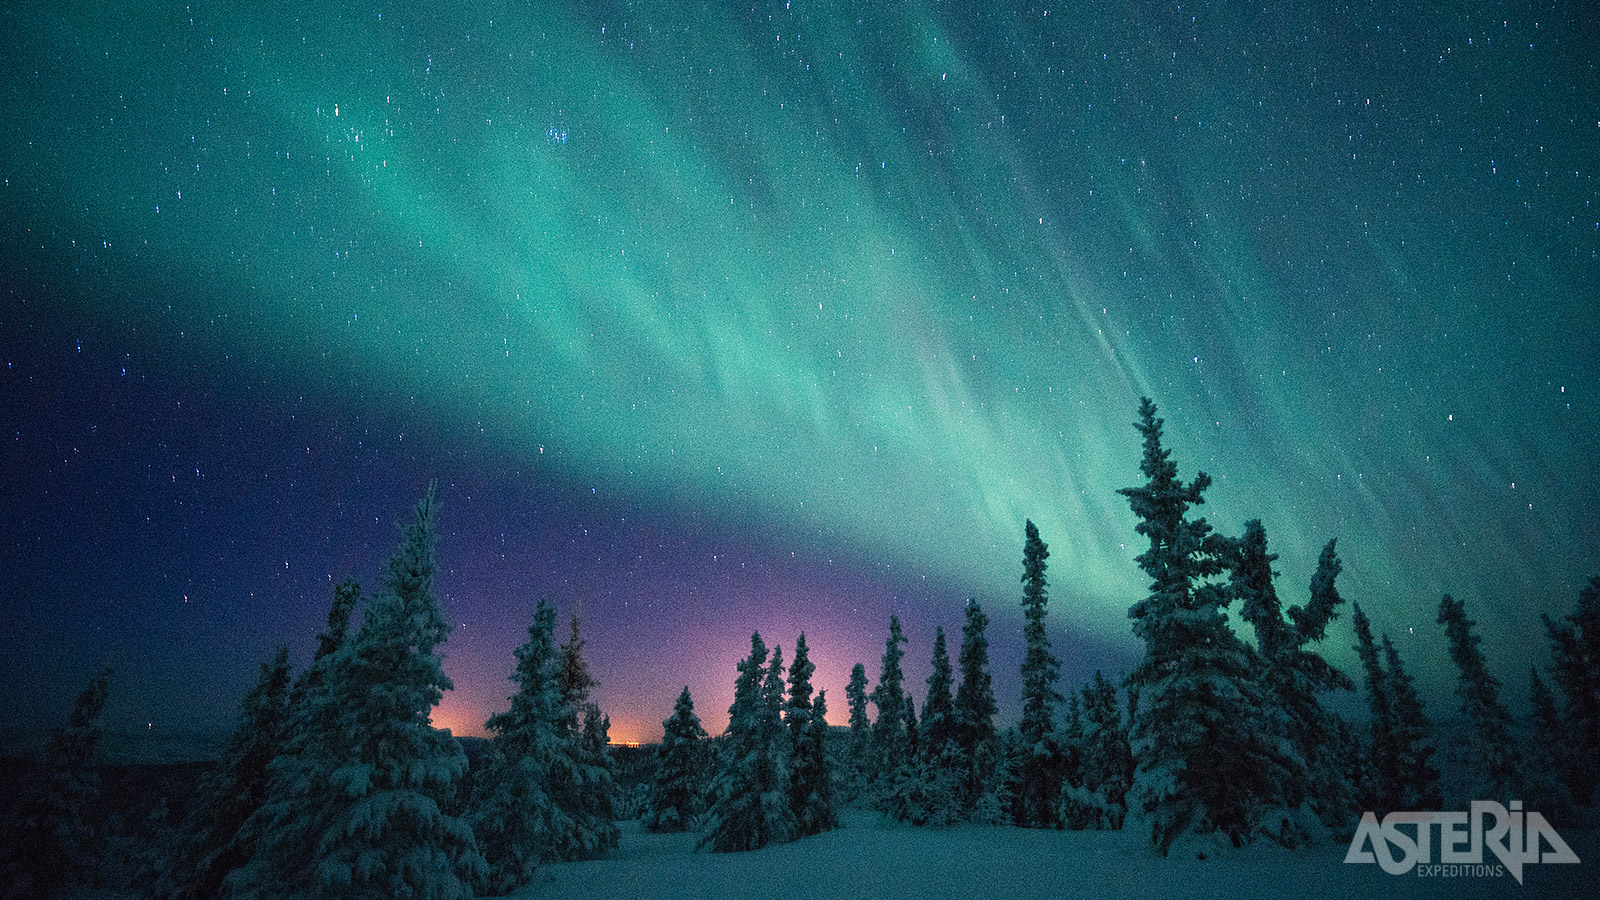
1 667 111 900
1118 398 1296 854
1543 576 1600 804
1438 594 1524 802
644 687 708 833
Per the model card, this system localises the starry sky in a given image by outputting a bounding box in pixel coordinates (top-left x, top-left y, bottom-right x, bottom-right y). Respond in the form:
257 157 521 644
2 0 1595 747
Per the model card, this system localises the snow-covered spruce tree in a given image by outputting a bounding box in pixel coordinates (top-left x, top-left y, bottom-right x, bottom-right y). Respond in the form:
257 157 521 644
954 599 998 810
869 616 912 810
845 663 873 800
1438 594 1525 803
1381 633 1444 811
1061 671 1132 830
644 686 708 833
1525 668 1576 823
700 633 795 851
885 693 936 824
1 666 111 900
546 613 620 861
805 690 839 829
913 626 964 825
160 648 291 900
1292 539 1360 828
225 486 485 900
471 599 564 893
578 704 618 824
921 627 957 770
1117 398 1296 854
289 577 362 709
1058 692 1090 829
759 643 796 838
976 728 1024 825
1543 576 1600 805
220 579 363 899
1016 520 1067 828
1231 525 1356 838
1351 601 1400 812
786 634 837 837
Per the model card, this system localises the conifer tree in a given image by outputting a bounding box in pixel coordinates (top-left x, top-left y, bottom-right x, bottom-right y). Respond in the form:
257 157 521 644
1381 635 1444 811
953 600 998 808
977 729 1024 826
471 599 565 893
1019 521 1062 744
161 648 291 900
1438 595 1525 802
1543 576 1600 804
802 690 838 831
1 667 111 900
845 663 873 798
220 581 362 899
545 613 619 861
785 635 836 837
1117 398 1295 853
894 630 965 826
1231 526 1355 837
1057 693 1087 825
645 687 708 833
279 578 361 720
1016 520 1066 828
1351 601 1400 811
870 616 911 787
700 633 795 851
311 579 360 671
1061 671 1132 830
1526 668 1575 823
225 487 485 900
921 627 957 764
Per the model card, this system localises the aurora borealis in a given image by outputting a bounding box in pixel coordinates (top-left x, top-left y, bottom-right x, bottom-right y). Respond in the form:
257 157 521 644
2 1 1595 746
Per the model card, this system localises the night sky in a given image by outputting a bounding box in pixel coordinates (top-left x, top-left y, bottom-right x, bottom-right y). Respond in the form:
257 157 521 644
3 1 1595 748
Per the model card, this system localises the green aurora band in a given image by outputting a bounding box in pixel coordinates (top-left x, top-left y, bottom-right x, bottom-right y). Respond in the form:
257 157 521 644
4 0 1595 704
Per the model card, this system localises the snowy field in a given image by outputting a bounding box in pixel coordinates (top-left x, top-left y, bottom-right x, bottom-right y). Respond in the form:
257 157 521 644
520 810 1596 900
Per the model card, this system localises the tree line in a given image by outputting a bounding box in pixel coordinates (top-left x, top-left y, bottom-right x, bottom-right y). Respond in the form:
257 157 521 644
639 398 1599 858
4 398 1598 898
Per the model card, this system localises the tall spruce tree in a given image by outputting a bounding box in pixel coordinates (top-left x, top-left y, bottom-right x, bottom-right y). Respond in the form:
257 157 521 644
921 627 957 763
221 581 363 899
1117 398 1295 853
1381 636 1443 810
1016 520 1065 828
644 687 708 833
1543 576 1600 804
227 486 486 900
1 667 111 900
161 648 291 900
1351 601 1400 811
803 690 838 830
471 599 565 893
870 616 911 789
545 612 620 861
1018 521 1062 744
1526 668 1576 823
1438 595 1525 802
786 635 836 836
1061 671 1132 830
954 600 998 809
895 628 962 826
845 663 873 798
700 633 794 851
1231 525 1355 837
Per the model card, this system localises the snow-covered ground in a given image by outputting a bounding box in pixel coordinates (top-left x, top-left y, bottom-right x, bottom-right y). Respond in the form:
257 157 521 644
519 809 1596 900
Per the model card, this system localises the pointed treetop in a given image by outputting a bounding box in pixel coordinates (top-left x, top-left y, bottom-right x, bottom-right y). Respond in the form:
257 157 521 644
1291 538 1343 643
